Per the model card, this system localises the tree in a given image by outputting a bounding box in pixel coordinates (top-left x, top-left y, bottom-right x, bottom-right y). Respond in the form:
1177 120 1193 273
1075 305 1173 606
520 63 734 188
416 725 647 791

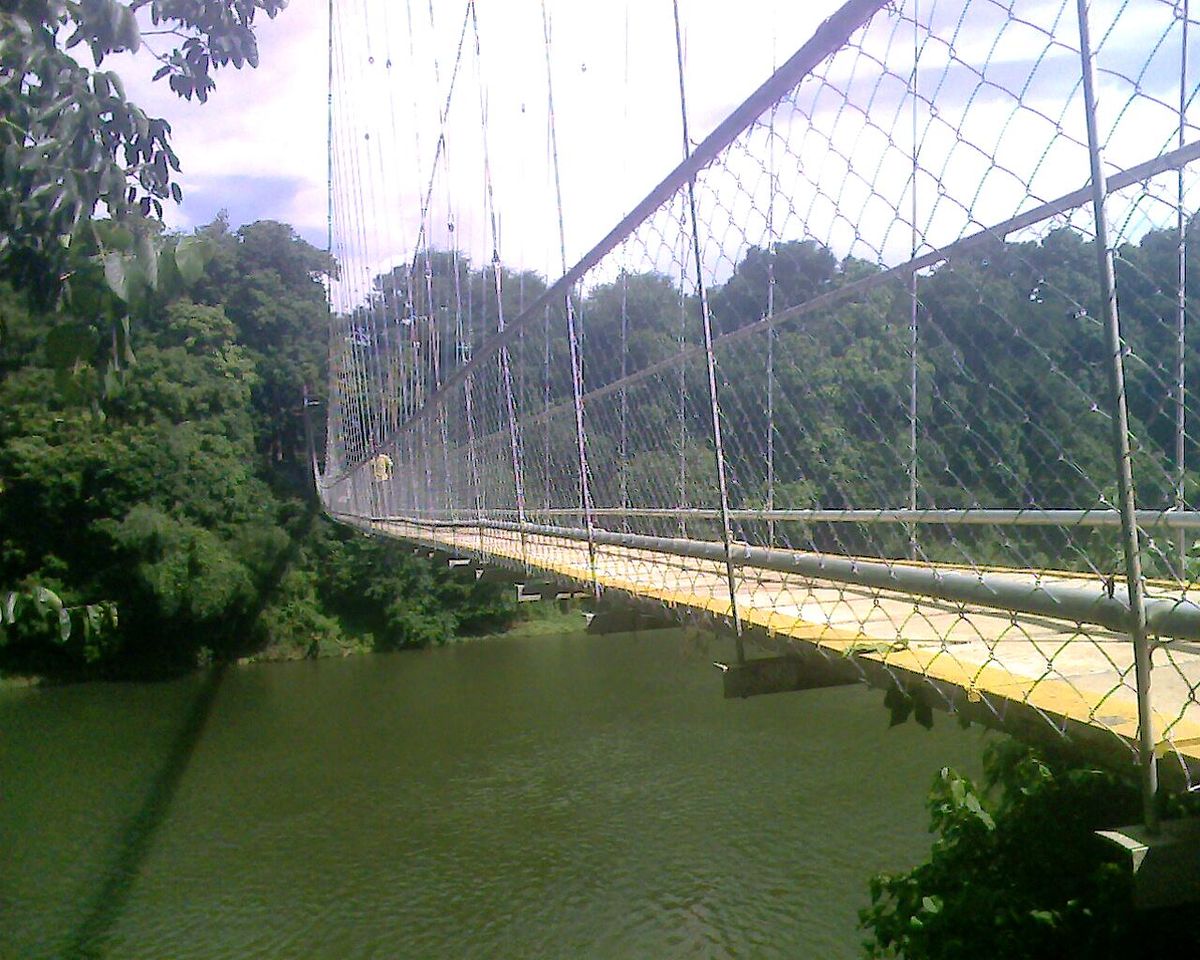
192 218 335 477
0 289 277 670
1 216 520 675
0 0 286 300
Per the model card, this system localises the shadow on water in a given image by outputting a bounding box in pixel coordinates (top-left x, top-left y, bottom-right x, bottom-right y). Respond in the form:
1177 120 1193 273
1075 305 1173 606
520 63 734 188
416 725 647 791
61 663 227 960
59 495 318 956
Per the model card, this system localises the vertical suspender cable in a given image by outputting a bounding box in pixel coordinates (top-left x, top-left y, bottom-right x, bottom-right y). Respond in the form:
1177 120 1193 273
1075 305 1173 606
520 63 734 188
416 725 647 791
327 0 335 293
542 0 600 598
422 0 454 526
672 0 744 654
334 5 379 505
462 268 486 555
494 256 529 567
359 8 396 494
1076 0 1158 832
322 0 335 503
470 2 528 568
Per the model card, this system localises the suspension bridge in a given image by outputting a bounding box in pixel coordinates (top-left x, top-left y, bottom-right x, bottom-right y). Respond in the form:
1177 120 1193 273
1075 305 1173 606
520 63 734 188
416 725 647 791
319 0 1200 862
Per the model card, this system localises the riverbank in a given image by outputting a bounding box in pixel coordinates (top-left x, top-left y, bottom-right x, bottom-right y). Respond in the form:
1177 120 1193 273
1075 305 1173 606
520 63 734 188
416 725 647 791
0 603 593 689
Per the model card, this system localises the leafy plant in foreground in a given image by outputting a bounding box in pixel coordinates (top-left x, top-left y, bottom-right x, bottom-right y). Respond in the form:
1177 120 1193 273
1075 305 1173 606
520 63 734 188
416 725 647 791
860 740 1200 959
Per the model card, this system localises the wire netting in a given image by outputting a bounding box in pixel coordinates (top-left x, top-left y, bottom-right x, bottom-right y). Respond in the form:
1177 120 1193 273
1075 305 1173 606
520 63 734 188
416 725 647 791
323 0 1200 792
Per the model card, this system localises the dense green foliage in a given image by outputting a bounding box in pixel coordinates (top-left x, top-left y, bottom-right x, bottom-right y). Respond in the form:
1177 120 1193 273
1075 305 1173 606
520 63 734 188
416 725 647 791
860 740 1200 958
344 220 1199 573
0 218 518 676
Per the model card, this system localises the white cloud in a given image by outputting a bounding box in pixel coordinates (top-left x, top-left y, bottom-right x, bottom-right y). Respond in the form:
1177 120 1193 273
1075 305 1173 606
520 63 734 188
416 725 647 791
110 1 329 240
101 0 840 259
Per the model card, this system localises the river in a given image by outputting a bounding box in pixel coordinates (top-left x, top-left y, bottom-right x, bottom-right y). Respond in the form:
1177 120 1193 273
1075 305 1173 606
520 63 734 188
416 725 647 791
2 628 984 959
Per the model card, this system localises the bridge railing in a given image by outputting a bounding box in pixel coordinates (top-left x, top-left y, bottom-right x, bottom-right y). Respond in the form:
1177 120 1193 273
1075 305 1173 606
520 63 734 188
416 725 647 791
323 0 1200 803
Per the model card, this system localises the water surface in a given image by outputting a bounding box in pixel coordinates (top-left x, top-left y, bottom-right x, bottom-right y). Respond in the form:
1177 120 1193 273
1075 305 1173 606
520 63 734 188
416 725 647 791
2 630 984 958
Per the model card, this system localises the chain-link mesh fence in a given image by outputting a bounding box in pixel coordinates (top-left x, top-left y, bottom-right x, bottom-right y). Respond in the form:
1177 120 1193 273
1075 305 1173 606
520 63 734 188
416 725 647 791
322 0 1200 798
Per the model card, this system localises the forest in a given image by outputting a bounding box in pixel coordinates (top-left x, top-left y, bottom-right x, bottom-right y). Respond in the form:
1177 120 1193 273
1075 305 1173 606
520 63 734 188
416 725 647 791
332 214 1200 577
0 216 520 677
6 206 1191 676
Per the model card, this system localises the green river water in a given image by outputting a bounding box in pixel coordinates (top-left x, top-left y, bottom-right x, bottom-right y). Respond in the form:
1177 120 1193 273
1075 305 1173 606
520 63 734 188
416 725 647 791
2 628 985 959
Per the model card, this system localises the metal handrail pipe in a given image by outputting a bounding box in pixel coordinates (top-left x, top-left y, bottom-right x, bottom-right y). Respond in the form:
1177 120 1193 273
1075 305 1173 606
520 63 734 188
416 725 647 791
376 506 1200 529
374 515 1200 641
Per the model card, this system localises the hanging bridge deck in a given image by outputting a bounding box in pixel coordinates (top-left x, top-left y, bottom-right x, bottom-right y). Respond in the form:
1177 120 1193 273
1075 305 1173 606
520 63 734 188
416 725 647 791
345 515 1200 782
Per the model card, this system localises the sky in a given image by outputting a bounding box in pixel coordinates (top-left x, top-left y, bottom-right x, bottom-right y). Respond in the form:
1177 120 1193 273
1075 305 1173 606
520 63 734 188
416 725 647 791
103 0 1198 311
114 1 332 247
106 0 845 265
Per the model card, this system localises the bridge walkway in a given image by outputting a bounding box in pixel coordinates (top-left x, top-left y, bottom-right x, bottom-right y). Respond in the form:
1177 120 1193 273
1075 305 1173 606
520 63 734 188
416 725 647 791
344 516 1200 784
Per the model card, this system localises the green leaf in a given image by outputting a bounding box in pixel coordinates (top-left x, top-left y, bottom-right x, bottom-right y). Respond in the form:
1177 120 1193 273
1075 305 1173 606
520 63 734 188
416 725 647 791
34 586 63 620
115 5 141 52
963 793 995 829
175 235 211 285
103 251 128 300
96 221 135 251
84 603 106 638
119 314 135 365
136 231 160 290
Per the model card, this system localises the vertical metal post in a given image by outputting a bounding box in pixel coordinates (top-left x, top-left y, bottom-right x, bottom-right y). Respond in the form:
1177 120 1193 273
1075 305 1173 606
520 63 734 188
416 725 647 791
1177 0 1190 578
303 383 319 495
620 11 632 538
426 277 452 525
673 0 744 656
494 257 530 570
766 105 778 549
678 203 689 541
544 305 552 513
566 295 601 597
1077 0 1158 832
406 430 420 519
907 0 920 561
620 262 630 534
419 340 434 519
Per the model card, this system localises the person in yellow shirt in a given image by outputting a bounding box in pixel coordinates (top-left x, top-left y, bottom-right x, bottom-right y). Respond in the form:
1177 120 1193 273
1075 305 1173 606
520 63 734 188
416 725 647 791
369 453 393 516
371 452 393 482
